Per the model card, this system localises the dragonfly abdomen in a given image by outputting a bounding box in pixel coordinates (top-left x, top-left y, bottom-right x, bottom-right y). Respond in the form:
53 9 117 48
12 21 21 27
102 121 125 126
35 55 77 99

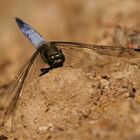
15 17 46 49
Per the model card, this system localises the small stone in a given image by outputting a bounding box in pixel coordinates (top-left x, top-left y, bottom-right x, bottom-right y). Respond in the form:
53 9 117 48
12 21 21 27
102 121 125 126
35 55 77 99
38 126 49 133
100 79 110 89
124 92 130 98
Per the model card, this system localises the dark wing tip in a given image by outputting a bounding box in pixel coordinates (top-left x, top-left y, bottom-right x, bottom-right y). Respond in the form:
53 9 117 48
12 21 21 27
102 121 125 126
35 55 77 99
15 17 25 28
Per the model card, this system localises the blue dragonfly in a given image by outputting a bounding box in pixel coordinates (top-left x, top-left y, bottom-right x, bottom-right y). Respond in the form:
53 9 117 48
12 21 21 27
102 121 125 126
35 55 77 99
0 18 140 124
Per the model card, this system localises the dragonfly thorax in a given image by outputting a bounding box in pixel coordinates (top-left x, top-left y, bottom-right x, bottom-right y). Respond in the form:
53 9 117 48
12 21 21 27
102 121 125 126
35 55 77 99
39 43 65 68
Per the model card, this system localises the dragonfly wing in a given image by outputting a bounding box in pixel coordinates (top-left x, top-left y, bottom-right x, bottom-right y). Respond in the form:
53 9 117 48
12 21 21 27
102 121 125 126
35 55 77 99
0 47 48 124
49 42 110 73
52 41 140 58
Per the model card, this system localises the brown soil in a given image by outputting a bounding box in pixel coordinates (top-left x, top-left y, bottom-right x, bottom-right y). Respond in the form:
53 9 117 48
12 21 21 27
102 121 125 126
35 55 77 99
1 0 140 140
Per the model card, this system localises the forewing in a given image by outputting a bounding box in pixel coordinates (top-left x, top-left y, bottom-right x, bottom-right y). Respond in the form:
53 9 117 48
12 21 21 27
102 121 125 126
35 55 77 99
52 41 140 58
49 42 111 73
0 47 48 124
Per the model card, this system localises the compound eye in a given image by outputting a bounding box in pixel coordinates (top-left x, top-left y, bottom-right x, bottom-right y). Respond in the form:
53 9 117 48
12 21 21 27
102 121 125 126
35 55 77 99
50 55 55 61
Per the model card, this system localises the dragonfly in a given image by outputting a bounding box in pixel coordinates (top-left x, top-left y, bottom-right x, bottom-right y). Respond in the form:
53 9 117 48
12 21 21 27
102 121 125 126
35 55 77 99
1 18 140 125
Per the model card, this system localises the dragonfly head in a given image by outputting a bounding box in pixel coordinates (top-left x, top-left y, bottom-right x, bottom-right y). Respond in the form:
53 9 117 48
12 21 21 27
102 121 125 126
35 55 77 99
48 50 65 68
39 43 65 68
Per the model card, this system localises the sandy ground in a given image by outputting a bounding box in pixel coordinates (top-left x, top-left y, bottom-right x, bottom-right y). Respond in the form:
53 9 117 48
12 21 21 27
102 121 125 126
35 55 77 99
1 0 140 140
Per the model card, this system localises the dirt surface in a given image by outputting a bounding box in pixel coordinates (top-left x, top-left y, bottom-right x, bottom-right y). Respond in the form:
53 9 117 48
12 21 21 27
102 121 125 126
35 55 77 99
1 0 140 140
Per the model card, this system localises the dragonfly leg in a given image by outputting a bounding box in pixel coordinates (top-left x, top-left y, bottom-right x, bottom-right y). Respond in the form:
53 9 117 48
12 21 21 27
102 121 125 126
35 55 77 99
40 67 53 76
